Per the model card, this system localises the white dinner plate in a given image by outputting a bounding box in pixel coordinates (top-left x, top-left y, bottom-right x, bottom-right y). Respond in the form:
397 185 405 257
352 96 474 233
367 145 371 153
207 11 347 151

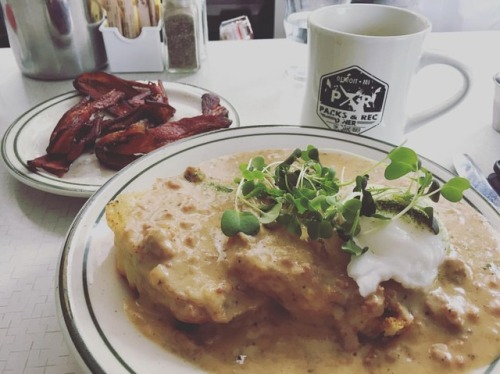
1 82 240 198
56 126 500 373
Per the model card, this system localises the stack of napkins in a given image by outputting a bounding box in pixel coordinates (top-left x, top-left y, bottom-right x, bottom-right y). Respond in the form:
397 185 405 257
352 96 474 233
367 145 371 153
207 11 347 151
99 0 162 38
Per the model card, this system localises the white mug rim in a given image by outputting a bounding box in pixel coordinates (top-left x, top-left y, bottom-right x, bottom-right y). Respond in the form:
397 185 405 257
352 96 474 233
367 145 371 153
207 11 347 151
308 4 432 39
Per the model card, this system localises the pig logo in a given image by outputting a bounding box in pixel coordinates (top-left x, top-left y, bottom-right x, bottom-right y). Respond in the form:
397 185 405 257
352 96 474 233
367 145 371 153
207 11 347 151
316 66 388 134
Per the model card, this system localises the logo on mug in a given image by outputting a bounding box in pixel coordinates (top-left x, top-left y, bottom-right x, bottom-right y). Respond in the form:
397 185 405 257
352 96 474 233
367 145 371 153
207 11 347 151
316 66 388 134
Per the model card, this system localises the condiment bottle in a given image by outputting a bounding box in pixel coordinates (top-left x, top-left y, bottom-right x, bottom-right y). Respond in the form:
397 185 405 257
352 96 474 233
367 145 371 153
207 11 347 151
197 0 208 60
487 160 500 195
164 0 200 72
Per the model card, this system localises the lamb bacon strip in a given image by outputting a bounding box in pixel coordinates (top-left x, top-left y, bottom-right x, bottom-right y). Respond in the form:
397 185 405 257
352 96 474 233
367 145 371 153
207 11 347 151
95 93 233 170
73 72 175 120
27 89 125 177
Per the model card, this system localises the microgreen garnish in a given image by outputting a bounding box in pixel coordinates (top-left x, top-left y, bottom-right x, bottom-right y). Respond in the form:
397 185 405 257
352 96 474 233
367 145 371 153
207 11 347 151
383 146 470 221
221 210 260 236
220 145 470 256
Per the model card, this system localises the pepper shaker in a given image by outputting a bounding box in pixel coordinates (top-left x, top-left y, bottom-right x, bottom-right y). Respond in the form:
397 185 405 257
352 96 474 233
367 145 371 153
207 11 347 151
164 0 201 72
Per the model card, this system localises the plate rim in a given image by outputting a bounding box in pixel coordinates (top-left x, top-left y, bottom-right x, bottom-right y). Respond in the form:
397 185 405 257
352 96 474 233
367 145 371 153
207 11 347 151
57 125 500 373
1 82 241 198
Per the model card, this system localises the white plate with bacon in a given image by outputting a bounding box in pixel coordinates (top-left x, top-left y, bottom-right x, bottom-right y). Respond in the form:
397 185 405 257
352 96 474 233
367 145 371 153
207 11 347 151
1 77 239 198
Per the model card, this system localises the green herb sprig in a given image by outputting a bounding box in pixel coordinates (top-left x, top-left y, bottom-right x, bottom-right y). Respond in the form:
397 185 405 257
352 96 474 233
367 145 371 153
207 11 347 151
220 145 470 256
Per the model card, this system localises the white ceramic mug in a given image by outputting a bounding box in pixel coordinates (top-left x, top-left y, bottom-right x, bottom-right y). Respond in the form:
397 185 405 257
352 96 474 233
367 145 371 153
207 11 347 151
300 4 471 143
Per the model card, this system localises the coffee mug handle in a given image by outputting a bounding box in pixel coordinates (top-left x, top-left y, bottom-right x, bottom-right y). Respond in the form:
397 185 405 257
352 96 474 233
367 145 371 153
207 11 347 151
406 50 471 130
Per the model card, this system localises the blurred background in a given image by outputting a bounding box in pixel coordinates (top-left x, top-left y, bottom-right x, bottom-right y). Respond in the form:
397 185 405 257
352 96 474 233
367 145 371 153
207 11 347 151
1 0 500 47
0 4 6 47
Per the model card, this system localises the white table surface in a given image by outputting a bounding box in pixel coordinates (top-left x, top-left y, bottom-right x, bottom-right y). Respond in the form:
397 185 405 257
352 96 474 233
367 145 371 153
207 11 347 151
0 33 499 373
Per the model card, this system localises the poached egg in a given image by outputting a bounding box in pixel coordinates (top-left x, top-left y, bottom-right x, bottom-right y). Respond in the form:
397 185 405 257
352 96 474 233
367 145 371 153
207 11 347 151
347 214 448 297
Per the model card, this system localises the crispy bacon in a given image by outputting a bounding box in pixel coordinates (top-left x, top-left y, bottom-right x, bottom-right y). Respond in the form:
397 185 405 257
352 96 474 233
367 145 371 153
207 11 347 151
202 92 230 117
73 72 148 117
95 114 232 170
26 73 233 177
47 90 124 154
95 94 232 170
73 72 175 119
26 154 71 177
27 90 124 176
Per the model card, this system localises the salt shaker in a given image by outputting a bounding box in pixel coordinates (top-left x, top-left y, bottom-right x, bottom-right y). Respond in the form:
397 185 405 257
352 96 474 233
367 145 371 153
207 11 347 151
164 0 201 72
